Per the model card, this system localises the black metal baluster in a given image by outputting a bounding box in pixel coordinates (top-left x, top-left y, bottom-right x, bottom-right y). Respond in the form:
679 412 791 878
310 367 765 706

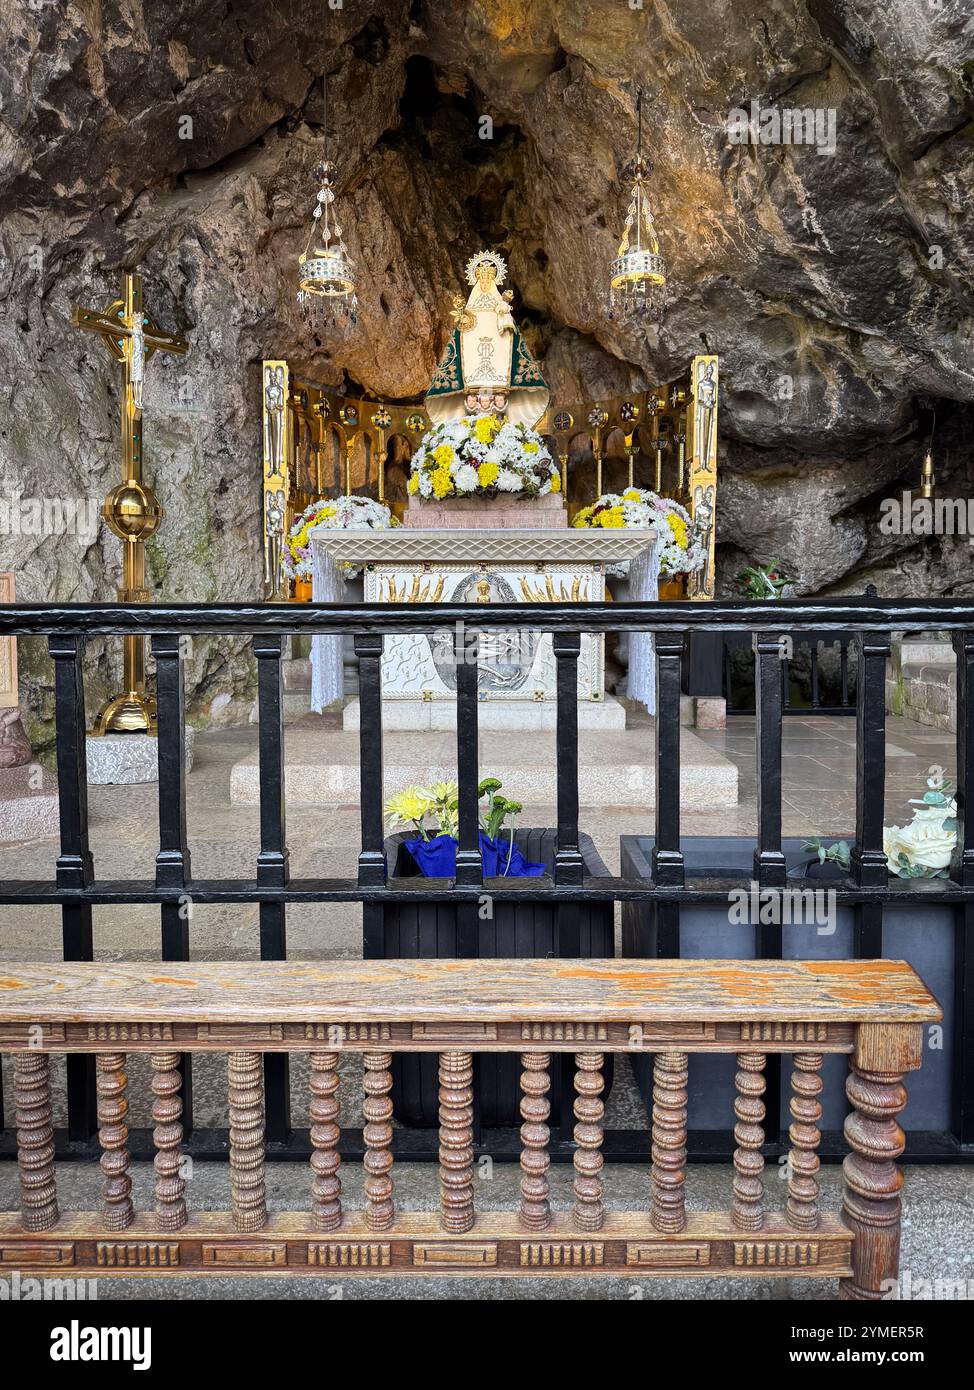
255 634 291 1143
952 630 974 1145
454 621 482 918
553 628 582 1123
851 630 889 961
810 641 820 711
851 631 889 890
753 633 786 887
752 633 786 1137
152 634 194 1134
49 634 96 1142
553 633 583 887
840 638 850 708
653 631 685 888
354 632 386 888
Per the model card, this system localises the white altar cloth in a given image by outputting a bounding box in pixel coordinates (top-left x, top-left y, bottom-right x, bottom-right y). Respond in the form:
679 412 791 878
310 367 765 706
310 527 660 714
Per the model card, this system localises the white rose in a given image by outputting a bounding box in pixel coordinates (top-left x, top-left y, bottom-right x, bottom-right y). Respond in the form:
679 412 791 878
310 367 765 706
884 812 956 876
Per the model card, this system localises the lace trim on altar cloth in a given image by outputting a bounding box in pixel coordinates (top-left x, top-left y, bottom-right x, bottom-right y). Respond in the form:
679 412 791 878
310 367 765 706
626 538 661 716
310 542 346 713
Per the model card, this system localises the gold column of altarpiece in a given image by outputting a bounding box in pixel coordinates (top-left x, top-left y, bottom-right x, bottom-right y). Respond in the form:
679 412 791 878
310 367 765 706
73 273 188 734
261 354 718 602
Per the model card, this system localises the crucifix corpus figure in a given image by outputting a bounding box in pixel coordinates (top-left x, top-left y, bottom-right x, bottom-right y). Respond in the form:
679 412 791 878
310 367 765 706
72 272 189 735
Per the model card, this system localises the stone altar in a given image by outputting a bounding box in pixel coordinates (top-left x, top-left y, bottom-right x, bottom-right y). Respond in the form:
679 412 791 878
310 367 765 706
310 527 658 730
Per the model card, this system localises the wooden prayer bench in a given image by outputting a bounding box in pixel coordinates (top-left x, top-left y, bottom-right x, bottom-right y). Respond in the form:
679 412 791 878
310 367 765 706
0 958 940 1294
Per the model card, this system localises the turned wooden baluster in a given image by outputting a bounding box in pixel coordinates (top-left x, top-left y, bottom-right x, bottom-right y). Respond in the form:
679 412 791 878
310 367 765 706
519 1053 551 1231
14 1052 58 1232
363 1051 395 1232
732 1052 765 1231
651 1050 688 1233
228 1051 267 1233
572 1052 605 1232
97 1052 134 1231
438 1052 474 1233
151 1051 186 1230
787 1052 823 1231
310 1051 342 1232
841 1057 909 1300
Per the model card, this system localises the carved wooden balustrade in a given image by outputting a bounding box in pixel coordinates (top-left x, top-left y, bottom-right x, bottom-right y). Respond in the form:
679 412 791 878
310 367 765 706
0 957 940 1293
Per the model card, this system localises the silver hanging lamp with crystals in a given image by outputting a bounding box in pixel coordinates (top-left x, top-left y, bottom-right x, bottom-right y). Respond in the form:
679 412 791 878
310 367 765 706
297 74 358 330
609 90 666 321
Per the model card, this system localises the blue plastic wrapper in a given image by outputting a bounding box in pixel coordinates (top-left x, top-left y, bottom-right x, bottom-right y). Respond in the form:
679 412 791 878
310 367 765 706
404 832 545 877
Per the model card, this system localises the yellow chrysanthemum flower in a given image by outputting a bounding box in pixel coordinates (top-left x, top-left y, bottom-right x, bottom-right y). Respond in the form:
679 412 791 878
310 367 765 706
598 507 625 528
407 474 419 494
550 469 561 493
622 489 641 502
384 788 434 828
478 461 500 487
474 416 497 444
433 444 454 467
523 442 538 454
669 514 688 548
432 468 453 499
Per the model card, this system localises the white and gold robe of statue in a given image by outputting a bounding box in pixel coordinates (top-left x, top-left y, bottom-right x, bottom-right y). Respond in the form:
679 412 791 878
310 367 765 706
425 254 549 428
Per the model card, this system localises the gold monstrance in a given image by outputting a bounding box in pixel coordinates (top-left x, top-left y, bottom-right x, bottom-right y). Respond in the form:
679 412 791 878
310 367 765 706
72 272 188 735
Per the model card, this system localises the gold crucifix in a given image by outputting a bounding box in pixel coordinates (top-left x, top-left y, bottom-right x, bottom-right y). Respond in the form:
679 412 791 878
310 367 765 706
72 272 188 735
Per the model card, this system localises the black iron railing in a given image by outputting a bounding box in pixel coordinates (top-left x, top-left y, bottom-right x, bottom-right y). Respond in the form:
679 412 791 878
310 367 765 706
1 598 973 1164
724 630 857 716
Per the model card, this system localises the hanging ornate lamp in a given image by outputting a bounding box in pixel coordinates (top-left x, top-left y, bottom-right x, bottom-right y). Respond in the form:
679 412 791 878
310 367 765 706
609 90 666 321
296 75 358 330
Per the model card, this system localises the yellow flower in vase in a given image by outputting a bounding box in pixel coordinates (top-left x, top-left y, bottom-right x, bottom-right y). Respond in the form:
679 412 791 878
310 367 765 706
478 461 500 488
598 507 625 528
474 415 498 445
433 444 455 467
432 467 453 499
550 469 561 493
407 474 420 494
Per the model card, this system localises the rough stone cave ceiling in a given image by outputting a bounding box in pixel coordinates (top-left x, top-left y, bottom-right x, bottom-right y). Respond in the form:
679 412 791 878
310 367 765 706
1 0 973 724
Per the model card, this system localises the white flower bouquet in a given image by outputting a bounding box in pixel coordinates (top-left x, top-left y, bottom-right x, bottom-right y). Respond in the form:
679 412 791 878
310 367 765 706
883 775 958 878
571 488 706 577
407 413 560 501
283 495 398 579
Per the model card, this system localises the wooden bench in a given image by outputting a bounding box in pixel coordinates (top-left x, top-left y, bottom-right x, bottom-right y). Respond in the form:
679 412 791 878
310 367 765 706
0 958 940 1294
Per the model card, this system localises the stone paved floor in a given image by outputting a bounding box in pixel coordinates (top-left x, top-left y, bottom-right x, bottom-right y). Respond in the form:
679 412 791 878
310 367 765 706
0 710 969 1300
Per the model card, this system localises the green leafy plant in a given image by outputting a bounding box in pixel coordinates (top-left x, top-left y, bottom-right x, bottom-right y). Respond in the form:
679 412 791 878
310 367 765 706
802 838 851 870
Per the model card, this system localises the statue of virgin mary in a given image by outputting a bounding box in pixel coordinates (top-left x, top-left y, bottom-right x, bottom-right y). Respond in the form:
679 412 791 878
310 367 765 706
425 250 549 428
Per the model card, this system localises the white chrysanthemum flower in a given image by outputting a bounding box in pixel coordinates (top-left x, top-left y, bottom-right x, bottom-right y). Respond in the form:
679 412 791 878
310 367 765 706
454 463 478 492
496 468 521 491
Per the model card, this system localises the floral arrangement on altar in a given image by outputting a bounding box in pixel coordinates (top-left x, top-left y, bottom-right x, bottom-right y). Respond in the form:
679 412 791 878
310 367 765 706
883 773 958 879
384 777 544 877
282 495 398 580
407 413 560 501
571 488 706 577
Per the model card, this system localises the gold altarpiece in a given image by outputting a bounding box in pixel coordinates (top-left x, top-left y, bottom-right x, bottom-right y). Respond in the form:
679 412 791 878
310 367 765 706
261 355 718 600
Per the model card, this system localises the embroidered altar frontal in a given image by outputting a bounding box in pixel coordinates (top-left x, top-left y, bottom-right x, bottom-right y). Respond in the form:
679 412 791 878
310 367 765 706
310 528 657 728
